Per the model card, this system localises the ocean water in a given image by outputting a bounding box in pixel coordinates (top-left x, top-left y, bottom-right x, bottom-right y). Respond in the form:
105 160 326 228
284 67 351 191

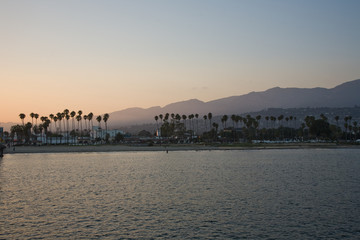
0 149 359 239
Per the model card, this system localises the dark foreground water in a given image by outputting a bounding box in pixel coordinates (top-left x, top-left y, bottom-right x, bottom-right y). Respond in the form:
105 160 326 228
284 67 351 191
0 149 359 239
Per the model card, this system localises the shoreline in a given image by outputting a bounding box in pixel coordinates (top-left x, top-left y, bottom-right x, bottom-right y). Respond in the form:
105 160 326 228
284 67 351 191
2 143 359 154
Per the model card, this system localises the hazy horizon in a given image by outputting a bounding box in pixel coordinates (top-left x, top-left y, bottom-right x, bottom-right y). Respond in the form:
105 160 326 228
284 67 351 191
1 0 360 123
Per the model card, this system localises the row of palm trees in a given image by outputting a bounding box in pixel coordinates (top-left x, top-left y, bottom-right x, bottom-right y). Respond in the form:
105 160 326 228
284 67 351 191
153 113 297 134
154 112 358 141
17 110 110 144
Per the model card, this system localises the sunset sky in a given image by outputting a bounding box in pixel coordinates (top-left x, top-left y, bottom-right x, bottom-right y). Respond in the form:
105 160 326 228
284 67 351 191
1 0 359 123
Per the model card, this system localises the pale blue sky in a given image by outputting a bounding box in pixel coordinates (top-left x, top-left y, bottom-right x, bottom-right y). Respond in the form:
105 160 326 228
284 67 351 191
1 0 359 122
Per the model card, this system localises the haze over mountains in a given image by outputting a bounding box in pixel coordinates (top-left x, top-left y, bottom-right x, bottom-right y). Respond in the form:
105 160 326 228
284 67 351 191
108 79 360 128
1 79 359 132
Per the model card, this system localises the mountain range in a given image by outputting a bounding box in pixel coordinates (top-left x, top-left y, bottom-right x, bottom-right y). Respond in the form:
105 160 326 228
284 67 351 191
1 79 359 132
108 79 360 128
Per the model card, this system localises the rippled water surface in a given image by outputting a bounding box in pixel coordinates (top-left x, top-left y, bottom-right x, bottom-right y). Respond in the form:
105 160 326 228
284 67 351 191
1 149 360 239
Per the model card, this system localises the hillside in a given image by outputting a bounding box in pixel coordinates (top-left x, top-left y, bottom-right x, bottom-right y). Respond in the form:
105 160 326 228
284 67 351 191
108 79 360 128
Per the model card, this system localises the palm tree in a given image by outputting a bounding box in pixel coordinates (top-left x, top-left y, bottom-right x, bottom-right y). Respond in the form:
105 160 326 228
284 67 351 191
53 116 58 143
63 109 70 116
103 113 110 141
256 115 262 127
203 115 208 131
38 124 43 144
208 112 213 130
76 115 82 136
278 115 284 127
70 111 76 133
182 115 187 130
63 109 70 142
96 115 102 139
221 115 228 129
265 116 270 129
188 114 194 134
63 114 69 143
212 122 219 136
78 110 83 135
49 114 54 132
231 114 237 128
19 113 26 125
83 115 88 132
195 113 199 135
42 118 50 144
34 113 39 126
96 115 102 128
154 115 159 134
87 112 94 134
56 112 62 136
164 113 169 122
30 112 35 126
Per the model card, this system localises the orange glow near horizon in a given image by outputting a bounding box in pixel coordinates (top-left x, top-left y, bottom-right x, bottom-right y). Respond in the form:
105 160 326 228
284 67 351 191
1 1 359 123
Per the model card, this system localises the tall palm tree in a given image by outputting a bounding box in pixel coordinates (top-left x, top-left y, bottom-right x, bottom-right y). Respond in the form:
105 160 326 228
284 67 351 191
64 114 69 143
75 115 82 139
188 114 194 134
61 112 65 135
77 110 83 135
96 115 102 128
203 115 208 131
30 112 35 126
278 115 284 127
182 115 187 130
19 113 26 125
212 122 219 135
96 115 102 139
87 112 94 134
49 114 54 132
103 113 109 141
265 116 270 128
53 116 58 144
195 113 199 135
83 115 88 132
70 111 76 133
63 109 70 116
221 115 228 129
56 112 62 136
208 112 213 130
164 113 169 122
256 115 261 127
43 118 50 144
154 115 159 135
63 109 70 142
34 113 39 126
76 115 82 136
231 114 237 128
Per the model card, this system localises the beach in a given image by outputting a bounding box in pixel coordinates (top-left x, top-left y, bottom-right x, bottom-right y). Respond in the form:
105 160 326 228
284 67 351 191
2 142 358 154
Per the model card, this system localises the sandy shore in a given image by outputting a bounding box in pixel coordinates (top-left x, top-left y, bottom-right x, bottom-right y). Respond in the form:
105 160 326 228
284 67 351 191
2 142 359 154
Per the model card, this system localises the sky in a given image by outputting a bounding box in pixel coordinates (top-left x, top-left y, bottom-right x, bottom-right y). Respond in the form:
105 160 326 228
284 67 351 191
1 0 360 123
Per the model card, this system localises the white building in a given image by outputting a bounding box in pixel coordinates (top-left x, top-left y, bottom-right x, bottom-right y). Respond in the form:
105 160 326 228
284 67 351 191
92 127 125 139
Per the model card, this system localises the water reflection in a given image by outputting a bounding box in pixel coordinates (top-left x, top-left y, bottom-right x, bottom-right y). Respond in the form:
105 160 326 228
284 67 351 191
1 149 359 239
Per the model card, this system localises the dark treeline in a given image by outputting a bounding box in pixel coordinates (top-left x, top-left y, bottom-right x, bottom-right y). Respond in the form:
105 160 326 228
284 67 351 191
6 110 110 145
154 112 359 143
3 110 359 145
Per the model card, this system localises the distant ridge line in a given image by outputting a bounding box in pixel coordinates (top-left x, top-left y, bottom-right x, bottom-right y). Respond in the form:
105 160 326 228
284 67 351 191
108 79 360 127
